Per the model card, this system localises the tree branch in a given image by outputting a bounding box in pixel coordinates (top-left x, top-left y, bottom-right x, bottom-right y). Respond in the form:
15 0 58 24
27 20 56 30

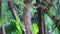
7 0 24 33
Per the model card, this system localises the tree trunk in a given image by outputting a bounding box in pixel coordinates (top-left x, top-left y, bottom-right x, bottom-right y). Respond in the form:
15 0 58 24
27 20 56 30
37 7 44 34
58 0 60 4
24 0 33 34
36 0 48 34
36 0 44 34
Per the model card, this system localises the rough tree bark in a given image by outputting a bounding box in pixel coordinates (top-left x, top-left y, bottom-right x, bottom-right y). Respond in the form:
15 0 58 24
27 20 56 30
24 0 33 34
37 6 48 34
36 0 49 34
36 1 43 34
37 6 45 34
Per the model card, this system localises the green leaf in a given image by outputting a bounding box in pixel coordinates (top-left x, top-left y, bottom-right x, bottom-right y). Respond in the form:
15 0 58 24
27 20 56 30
49 7 56 16
2 2 8 13
53 0 58 4
43 1 49 6
14 0 20 5
15 19 22 34
32 23 39 34
0 17 7 27
54 28 58 34
44 14 54 31
32 0 36 4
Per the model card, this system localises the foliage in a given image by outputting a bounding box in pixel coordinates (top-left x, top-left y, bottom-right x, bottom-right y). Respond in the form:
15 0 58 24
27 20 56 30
32 23 39 34
15 19 22 34
43 1 49 6
49 7 56 16
5 21 17 34
54 28 58 34
14 0 20 5
1 0 60 34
